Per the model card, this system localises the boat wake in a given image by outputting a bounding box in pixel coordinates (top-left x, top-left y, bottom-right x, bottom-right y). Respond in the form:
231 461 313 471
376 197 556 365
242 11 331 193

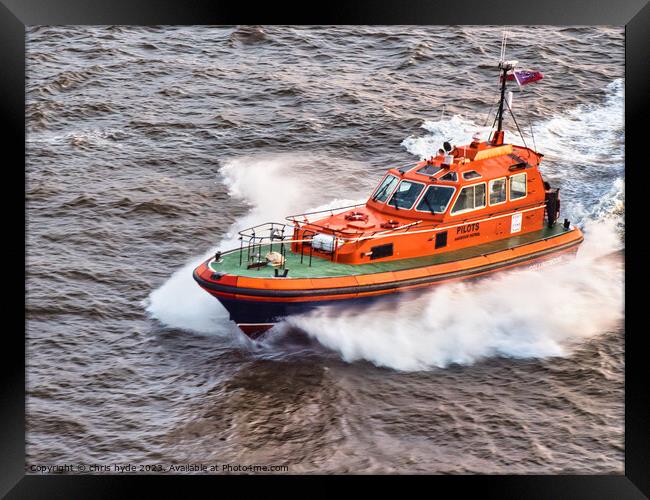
281 220 623 370
146 80 624 370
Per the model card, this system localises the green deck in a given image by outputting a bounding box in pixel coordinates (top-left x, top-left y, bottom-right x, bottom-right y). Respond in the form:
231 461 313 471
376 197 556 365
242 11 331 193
209 225 569 279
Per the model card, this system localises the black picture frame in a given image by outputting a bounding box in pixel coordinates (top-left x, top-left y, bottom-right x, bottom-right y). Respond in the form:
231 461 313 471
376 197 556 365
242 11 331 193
5 0 647 496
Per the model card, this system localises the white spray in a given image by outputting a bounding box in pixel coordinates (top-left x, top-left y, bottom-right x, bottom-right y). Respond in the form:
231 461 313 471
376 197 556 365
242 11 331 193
283 220 623 371
145 153 363 335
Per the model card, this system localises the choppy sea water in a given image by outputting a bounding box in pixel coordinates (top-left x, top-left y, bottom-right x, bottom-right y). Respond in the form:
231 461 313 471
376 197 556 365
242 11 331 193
26 26 624 473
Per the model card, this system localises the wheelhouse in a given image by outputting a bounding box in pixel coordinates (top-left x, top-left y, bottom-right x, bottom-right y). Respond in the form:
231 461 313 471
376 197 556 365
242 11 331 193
365 141 544 223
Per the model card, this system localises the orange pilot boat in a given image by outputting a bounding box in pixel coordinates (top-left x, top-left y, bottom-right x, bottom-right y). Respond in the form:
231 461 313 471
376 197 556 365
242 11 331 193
193 55 584 338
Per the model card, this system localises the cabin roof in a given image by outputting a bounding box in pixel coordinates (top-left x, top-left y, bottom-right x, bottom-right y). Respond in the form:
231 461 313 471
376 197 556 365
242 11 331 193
394 142 539 186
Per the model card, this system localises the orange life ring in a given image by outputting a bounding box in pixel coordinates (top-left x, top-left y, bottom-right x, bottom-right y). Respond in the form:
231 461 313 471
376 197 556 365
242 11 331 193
380 219 400 229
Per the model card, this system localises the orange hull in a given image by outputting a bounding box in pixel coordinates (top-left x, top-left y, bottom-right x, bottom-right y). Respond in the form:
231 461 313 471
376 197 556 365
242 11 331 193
193 227 583 337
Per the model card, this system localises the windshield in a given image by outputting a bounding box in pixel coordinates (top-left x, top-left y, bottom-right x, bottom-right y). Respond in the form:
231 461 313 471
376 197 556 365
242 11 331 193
388 180 425 209
416 185 455 213
371 174 399 203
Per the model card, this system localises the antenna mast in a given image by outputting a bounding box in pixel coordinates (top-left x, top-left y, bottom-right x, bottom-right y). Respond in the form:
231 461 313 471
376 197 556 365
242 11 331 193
491 32 516 146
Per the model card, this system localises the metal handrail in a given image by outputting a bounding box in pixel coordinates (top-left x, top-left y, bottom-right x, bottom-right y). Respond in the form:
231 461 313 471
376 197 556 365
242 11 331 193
238 221 295 238
237 222 319 269
285 203 366 224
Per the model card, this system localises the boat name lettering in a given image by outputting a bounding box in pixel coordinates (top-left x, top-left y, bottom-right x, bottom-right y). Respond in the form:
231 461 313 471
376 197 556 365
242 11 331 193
457 223 480 234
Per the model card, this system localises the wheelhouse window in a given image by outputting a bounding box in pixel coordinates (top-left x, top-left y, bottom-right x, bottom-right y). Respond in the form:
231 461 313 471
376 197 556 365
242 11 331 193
440 171 457 182
462 170 481 180
510 173 527 200
489 178 507 205
451 183 486 215
416 185 455 214
371 174 399 203
388 180 425 209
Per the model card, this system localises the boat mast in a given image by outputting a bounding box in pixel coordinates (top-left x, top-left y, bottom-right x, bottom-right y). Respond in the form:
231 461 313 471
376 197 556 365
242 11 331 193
491 32 515 146
496 65 507 134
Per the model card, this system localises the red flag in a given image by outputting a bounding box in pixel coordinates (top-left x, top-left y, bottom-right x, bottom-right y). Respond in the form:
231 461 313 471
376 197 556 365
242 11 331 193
506 70 544 86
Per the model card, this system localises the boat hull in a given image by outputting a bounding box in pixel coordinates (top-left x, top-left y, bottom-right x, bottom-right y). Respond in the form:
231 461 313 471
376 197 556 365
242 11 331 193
193 228 583 339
